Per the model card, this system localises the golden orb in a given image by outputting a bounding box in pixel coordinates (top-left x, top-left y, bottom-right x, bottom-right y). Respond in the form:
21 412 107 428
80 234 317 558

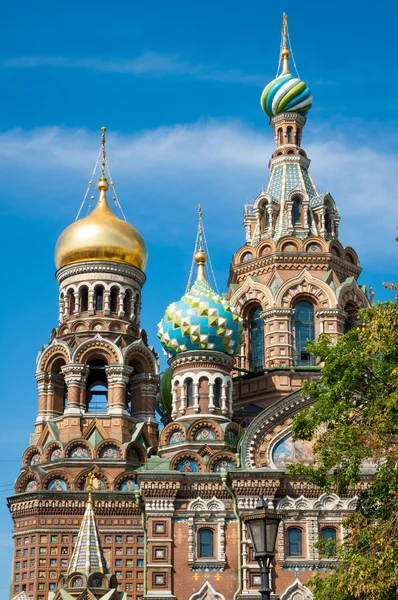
54 180 147 271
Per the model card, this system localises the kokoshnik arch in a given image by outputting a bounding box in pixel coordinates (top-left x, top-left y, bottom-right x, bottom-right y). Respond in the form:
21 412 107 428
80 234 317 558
8 14 371 600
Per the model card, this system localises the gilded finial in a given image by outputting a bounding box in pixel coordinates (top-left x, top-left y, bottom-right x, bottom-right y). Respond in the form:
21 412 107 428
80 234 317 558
281 13 290 74
98 127 108 191
85 473 100 508
195 204 206 280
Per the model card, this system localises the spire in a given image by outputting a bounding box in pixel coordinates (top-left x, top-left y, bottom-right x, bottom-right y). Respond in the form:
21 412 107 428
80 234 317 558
98 126 109 193
67 474 108 576
195 204 207 281
280 13 290 74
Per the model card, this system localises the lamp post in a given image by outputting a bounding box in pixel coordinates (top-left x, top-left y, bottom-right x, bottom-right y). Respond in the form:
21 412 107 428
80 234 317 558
242 497 282 600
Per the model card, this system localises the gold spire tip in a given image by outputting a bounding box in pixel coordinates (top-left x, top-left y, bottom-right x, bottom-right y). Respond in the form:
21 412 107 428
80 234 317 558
195 204 206 280
281 12 290 74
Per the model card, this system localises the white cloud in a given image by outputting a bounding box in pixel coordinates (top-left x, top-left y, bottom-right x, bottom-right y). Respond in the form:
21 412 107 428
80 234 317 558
0 52 263 85
0 119 396 266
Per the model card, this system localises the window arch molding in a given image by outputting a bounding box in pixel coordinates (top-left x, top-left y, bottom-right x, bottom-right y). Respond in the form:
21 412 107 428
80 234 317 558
186 497 227 570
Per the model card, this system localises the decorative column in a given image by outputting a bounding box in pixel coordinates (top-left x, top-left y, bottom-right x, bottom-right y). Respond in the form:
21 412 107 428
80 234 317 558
105 364 133 416
316 308 345 340
129 373 159 442
117 290 125 317
193 381 200 413
35 373 51 425
104 290 111 315
58 297 65 323
221 383 228 415
171 384 178 418
88 290 95 315
262 308 294 367
73 293 80 317
46 372 66 417
208 382 215 412
307 516 319 560
61 364 88 414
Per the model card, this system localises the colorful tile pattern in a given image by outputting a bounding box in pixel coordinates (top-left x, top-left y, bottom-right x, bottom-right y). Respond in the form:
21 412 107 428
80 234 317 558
67 497 108 575
158 278 243 357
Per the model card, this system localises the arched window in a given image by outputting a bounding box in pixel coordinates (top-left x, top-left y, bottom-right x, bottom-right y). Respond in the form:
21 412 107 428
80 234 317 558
294 301 315 366
95 286 104 312
321 527 337 555
86 360 108 413
186 379 194 407
198 529 214 558
264 207 270 229
213 379 221 408
80 286 88 312
278 128 283 145
297 128 301 145
249 307 265 371
288 528 302 556
68 291 75 314
124 290 132 318
293 198 301 224
110 286 118 313
287 126 293 143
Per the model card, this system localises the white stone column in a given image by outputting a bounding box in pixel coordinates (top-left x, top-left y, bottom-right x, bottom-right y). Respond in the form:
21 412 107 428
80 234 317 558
117 291 125 317
171 384 178 419
208 382 215 412
88 290 95 315
307 517 319 560
104 290 111 315
221 383 228 415
193 382 200 413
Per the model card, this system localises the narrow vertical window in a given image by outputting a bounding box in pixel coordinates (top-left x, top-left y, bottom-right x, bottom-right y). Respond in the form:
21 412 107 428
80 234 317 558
186 379 193 407
250 307 265 371
213 380 221 408
294 302 315 366
95 287 103 311
293 198 301 224
110 286 118 312
198 529 214 558
287 126 293 143
288 528 302 556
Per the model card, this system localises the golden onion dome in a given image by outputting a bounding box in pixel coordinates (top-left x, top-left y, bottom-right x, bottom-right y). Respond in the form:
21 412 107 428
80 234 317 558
54 176 147 271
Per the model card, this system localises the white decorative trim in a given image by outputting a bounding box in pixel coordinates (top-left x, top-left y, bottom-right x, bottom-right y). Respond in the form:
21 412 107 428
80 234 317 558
188 581 226 600
280 580 313 600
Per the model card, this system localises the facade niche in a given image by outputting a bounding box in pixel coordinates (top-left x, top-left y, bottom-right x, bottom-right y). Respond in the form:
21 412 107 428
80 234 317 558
86 360 108 413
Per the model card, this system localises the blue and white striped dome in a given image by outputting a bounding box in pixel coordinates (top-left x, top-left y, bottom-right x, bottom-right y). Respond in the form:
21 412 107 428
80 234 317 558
261 71 312 118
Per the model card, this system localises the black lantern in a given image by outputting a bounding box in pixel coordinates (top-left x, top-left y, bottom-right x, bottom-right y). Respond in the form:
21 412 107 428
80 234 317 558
243 497 282 600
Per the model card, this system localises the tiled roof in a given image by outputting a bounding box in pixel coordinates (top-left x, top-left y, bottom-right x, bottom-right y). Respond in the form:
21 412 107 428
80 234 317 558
67 497 108 575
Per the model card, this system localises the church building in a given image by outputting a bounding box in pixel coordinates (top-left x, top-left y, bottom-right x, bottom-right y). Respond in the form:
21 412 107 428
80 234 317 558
8 15 370 600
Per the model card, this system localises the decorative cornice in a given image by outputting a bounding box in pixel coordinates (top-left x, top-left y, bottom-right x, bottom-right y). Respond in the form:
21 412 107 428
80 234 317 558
269 153 310 170
56 260 146 287
169 351 235 370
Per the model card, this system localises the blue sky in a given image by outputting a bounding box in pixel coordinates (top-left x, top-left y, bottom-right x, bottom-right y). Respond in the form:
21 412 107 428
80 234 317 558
1 0 397 590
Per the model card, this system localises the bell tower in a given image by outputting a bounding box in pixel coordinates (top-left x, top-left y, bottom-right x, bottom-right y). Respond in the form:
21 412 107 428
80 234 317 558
8 128 158 600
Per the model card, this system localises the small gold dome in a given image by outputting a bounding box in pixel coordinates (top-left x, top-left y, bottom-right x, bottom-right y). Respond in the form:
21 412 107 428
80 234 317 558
54 178 147 271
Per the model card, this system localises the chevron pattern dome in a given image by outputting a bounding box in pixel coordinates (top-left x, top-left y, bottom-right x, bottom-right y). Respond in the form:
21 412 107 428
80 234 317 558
158 278 243 358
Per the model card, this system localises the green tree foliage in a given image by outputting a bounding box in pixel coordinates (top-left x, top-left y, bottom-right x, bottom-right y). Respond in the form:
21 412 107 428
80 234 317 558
290 298 398 599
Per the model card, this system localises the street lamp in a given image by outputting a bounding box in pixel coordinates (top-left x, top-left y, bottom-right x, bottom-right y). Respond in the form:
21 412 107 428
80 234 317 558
243 497 282 600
